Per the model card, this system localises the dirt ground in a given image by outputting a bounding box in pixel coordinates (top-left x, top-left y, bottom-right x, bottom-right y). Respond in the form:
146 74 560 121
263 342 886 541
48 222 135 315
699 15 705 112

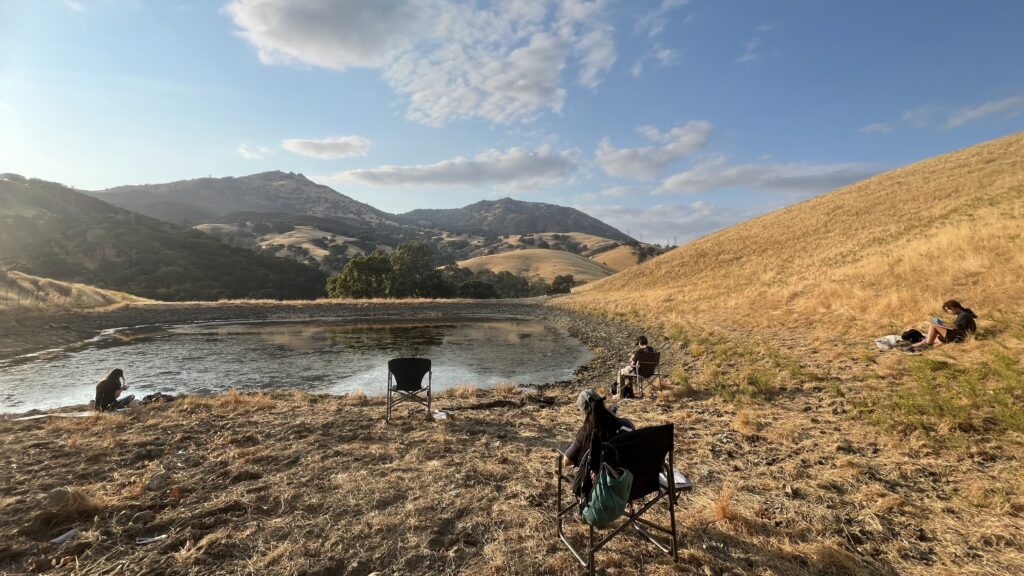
1 302 1022 575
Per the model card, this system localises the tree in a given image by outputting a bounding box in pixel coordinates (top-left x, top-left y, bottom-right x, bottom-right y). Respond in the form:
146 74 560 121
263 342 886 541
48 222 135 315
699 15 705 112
389 240 441 297
549 274 575 294
326 250 391 298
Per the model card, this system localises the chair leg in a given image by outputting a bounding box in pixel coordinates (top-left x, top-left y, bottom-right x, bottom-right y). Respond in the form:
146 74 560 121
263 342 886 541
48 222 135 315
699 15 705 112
588 524 595 576
668 447 679 561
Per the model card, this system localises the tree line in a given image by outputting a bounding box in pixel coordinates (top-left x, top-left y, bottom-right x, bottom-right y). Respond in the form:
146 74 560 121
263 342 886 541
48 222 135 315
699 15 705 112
326 241 576 299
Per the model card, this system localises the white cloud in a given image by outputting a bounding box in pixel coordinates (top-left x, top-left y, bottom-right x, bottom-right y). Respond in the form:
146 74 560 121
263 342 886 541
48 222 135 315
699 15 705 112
634 0 689 38
237 144 273 160
946 95 1024 128
0 101 12 112
226 0 617 126
596 120 713 180
902 105 937 128
655 155 879 195
858 122 894 134
282 135 370 159
576 186 632 201
319 145 577 190
65 0 84 12
580 200 748 245
737 21 774 64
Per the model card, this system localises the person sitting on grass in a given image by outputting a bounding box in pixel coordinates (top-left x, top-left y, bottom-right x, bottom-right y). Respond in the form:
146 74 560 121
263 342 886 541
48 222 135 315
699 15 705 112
912 299 978 350
95 368 134 411
612 335 657 398
562 389 635 469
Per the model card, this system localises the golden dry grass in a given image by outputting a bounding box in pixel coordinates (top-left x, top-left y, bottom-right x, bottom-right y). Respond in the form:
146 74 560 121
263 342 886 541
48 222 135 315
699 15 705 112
0 270 151 314
458 248 615 282
589 244 641 272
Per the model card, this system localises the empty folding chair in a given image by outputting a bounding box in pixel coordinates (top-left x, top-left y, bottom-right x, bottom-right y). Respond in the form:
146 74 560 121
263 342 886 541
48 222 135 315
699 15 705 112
386 357 431 421
555 423 693 575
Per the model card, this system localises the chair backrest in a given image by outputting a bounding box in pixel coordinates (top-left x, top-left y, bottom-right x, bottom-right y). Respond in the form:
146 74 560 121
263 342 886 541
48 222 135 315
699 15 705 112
388 358 431 391
602 424 672 501
634 351 660 379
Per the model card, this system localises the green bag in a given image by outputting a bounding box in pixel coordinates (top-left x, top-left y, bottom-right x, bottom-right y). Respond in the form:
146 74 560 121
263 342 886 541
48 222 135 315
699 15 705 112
582 463 633 527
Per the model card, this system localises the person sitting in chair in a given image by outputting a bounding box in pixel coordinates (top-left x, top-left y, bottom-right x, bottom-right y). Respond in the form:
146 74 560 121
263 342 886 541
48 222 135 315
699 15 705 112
562 389 634 468
612 335 656 398
95 368 134 411
912 299 978 350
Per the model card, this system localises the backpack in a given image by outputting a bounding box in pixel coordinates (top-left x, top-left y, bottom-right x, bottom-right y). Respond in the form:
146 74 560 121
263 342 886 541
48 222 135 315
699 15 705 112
582 462 633 527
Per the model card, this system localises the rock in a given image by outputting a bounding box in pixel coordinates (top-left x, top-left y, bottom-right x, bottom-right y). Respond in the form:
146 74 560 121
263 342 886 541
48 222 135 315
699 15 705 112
147 471 171 492
131 511 156 525
47 487 72 508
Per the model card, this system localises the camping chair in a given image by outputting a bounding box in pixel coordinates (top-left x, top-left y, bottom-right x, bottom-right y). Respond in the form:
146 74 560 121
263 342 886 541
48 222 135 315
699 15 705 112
555 424 692 576
620 351 661 397
386 357 431 421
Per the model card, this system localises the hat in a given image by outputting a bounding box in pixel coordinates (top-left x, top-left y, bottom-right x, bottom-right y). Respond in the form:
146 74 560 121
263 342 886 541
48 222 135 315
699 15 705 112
576 389 603 412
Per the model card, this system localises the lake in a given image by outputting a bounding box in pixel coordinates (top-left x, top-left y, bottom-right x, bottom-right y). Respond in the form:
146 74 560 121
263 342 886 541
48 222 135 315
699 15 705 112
0 317 592 413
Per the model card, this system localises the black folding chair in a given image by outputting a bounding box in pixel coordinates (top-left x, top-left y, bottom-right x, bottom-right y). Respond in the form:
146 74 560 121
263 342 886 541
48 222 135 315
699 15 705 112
620 351 661 397
555 424 693 575
386 358 431 421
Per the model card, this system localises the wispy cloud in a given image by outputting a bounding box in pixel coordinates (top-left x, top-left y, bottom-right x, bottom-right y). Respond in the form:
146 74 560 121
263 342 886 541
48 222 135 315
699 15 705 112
580 200 749 245
655 155 879 195
318 145 577 190
576 186 632 202
596 120 713 180
858 122 894 134
237 144 273 160
634 0 689 38
946 95 1024 128
737 21 774 64
226 0 617 126
64 0 85 12
282 135 370 159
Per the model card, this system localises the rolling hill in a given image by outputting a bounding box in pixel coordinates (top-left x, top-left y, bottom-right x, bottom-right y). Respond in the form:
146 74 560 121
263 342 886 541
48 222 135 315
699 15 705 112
457 249 616 283
404 198 635 242
0 270 151 313
0 176 326 301
568 131 1024 339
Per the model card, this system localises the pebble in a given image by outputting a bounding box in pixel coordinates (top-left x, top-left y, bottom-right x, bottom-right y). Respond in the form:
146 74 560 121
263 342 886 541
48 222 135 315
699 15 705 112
47 487 72 508
147 471 171 492
131 511 156 525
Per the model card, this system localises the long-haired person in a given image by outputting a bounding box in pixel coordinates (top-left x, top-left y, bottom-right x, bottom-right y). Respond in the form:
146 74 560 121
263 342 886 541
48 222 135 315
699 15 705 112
913 299 978 350
561 389 634 469
95 368 134 411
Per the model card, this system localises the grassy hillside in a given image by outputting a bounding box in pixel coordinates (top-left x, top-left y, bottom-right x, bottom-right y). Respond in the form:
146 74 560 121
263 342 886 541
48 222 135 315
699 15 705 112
570 131 1024 340
0 177 327 301
590 244 642 272
458 248 615 282
0 270 150 313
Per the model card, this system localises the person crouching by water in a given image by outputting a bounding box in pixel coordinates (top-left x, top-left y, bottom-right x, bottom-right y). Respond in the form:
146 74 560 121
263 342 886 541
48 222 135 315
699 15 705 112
562 389 635 469
95 368 134 411
912 300 978 350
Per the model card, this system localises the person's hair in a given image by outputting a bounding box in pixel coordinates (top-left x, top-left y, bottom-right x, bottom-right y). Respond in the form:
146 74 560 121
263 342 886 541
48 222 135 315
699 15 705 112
574 396 622 470
636 335 648 346
942 300 978 318
101 368 124 385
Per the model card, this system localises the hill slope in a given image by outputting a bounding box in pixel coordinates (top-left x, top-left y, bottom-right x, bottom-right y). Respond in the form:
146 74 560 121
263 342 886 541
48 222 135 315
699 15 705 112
0 176 326 301
457 249 615 283
404 198 634 242
91 171 398 227
0 270 151 313
570 132 1024 338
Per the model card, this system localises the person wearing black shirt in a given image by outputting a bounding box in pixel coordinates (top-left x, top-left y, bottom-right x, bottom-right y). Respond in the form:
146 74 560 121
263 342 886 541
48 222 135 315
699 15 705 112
913 299 978 349
95 368 134 411
613 335 656 397
562 389 634 468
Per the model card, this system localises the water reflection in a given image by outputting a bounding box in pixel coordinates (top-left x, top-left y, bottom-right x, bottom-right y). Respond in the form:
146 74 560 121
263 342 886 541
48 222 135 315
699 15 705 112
0 318 591 413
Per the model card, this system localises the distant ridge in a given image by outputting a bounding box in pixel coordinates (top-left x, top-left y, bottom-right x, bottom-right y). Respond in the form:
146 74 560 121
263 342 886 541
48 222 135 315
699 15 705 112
404 198 634 242
91 171 397 227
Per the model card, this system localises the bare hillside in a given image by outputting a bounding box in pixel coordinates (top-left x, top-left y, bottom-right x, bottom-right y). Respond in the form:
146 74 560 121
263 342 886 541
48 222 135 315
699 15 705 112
458 249 615 282
0 271 150 313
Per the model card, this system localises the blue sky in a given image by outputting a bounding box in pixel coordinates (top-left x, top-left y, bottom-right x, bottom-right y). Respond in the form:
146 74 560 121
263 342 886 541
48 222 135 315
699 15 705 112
2 0 1023 243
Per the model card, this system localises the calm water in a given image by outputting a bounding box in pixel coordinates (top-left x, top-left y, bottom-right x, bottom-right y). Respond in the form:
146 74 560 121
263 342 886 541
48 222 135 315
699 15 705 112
0 317 591 413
